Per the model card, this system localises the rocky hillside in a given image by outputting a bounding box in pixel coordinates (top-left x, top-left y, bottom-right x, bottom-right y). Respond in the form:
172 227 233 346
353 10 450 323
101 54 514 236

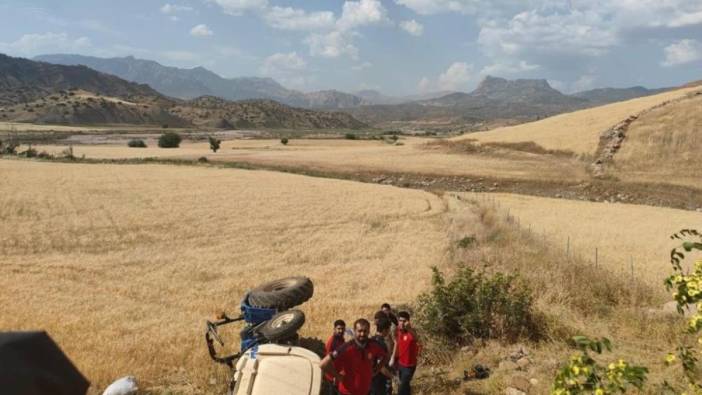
572 86 668 105
0 54 366 129
35 54 369 109
0 54 160 106
172 96 366 129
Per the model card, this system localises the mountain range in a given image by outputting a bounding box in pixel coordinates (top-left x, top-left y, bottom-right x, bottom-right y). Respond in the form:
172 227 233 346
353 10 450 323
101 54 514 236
0 54 365 129
3 53 673 130
34 54 459 109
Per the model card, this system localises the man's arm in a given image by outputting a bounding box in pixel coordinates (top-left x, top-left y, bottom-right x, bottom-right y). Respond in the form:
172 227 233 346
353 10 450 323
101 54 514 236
320 354 344 383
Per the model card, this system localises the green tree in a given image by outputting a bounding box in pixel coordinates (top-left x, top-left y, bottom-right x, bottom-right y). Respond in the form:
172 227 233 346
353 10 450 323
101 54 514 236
208 136 221 153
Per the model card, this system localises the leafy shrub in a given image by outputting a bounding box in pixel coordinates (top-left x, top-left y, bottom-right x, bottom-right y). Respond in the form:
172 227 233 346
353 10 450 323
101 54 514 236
416 266 543 344
457 236 476 249
127 139 147 148
37 151 53 159
553 336 647 394
281 137 289 145
208 136 221 153
1 138 19 154
22 145 38 158
62 145 75 160
158 132 181 148
344 133 358 140
198 156 208 163
161 124 169 129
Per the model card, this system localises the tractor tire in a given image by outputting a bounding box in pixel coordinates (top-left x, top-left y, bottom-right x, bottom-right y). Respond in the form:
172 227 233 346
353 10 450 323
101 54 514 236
248 276 314 310
258 310 305 342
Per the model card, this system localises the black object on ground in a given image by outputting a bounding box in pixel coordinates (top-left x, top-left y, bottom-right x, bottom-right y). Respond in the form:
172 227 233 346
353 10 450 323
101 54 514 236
0 331 90 395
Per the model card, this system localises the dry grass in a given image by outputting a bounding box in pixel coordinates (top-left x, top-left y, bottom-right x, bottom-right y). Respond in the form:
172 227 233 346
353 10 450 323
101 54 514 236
30 137 589 182
0 159 452 393
455 86 702 155
415 197 690 394
467 193 702 287
612 92 702 189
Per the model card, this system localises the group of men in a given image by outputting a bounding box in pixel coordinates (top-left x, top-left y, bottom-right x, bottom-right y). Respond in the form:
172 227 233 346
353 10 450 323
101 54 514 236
320 304 420 395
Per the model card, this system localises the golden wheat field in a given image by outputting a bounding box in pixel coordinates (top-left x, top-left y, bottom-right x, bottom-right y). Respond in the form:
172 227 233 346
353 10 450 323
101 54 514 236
612 92 702 188
456 86 702 155
0 159 452 393
467 193 702 286
31 137 588 182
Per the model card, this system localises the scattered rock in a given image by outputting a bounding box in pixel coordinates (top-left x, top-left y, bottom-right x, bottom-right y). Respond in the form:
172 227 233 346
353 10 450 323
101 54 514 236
516 357 531 370
505 387 526 395
510 346 529 361
461 346 471 353
498 360 519 371
209 377 217 385
510 374 531 392
529 378 539 386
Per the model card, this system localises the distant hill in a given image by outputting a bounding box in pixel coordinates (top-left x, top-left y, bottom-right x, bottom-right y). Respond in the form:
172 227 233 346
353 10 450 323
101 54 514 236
0 54 366 129
572 86 668 105
35 54 369 109
347 76 591 126
0 53 161 106
174 96 366 129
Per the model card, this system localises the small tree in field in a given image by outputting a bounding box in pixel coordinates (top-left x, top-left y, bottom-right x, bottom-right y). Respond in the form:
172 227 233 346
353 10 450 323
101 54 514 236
281 137 289 145
208 136 221 153
158 132 181 148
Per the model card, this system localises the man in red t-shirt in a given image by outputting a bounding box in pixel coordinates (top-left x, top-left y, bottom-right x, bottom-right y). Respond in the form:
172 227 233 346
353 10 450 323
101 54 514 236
393 311 420 395
321 318 388 395
324 319 347 394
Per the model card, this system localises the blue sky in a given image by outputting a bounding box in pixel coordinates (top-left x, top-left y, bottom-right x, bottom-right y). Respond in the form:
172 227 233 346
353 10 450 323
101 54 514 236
1 0 701 95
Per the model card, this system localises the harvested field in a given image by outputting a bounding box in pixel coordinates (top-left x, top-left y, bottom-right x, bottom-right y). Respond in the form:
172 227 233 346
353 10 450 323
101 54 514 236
471 193 702 287
612 92 702 189
31 137 589 182
0 159 451 393
455 86 702 155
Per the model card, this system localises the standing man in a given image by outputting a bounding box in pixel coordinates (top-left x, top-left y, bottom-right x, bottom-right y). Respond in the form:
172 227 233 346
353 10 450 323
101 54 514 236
380 303 399 327
370 316 394 395
324 320 347 394
393 311 420 395
321 319 388 395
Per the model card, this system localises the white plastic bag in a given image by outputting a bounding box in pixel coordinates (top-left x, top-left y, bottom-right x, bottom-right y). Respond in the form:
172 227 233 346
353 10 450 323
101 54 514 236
102 376 138 395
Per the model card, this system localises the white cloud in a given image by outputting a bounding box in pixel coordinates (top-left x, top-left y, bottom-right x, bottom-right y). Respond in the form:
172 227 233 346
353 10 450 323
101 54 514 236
209 0 268 16
263 6 335 30
190 24 213 37
161 4 193 14
0 32 91 56
395 0 479 15
399 19 424 36
478 9 618 58
662 39 702 66
305 31 359 59
480 60 539 76
438 62 474 90
417 76 432 93
337 0 389 31
170 16 180 22
352 61 373 71
261 52 306 73
260 52 309 88
668 11 702 27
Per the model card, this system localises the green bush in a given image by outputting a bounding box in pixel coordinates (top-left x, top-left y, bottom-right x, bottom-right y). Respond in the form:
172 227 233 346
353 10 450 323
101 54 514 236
281 137 289 145
344 133 358 140
127 139 147 148
158 132 181 148
416 266 543 344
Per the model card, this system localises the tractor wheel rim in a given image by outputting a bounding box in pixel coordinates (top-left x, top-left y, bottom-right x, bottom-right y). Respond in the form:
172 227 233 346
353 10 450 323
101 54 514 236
271 313 296 328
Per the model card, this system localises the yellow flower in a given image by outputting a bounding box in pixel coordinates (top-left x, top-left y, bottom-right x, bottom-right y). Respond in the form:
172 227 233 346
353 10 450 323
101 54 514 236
571 366 580 375
665 353 677 364
608 363 615 370
595 388 605 395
